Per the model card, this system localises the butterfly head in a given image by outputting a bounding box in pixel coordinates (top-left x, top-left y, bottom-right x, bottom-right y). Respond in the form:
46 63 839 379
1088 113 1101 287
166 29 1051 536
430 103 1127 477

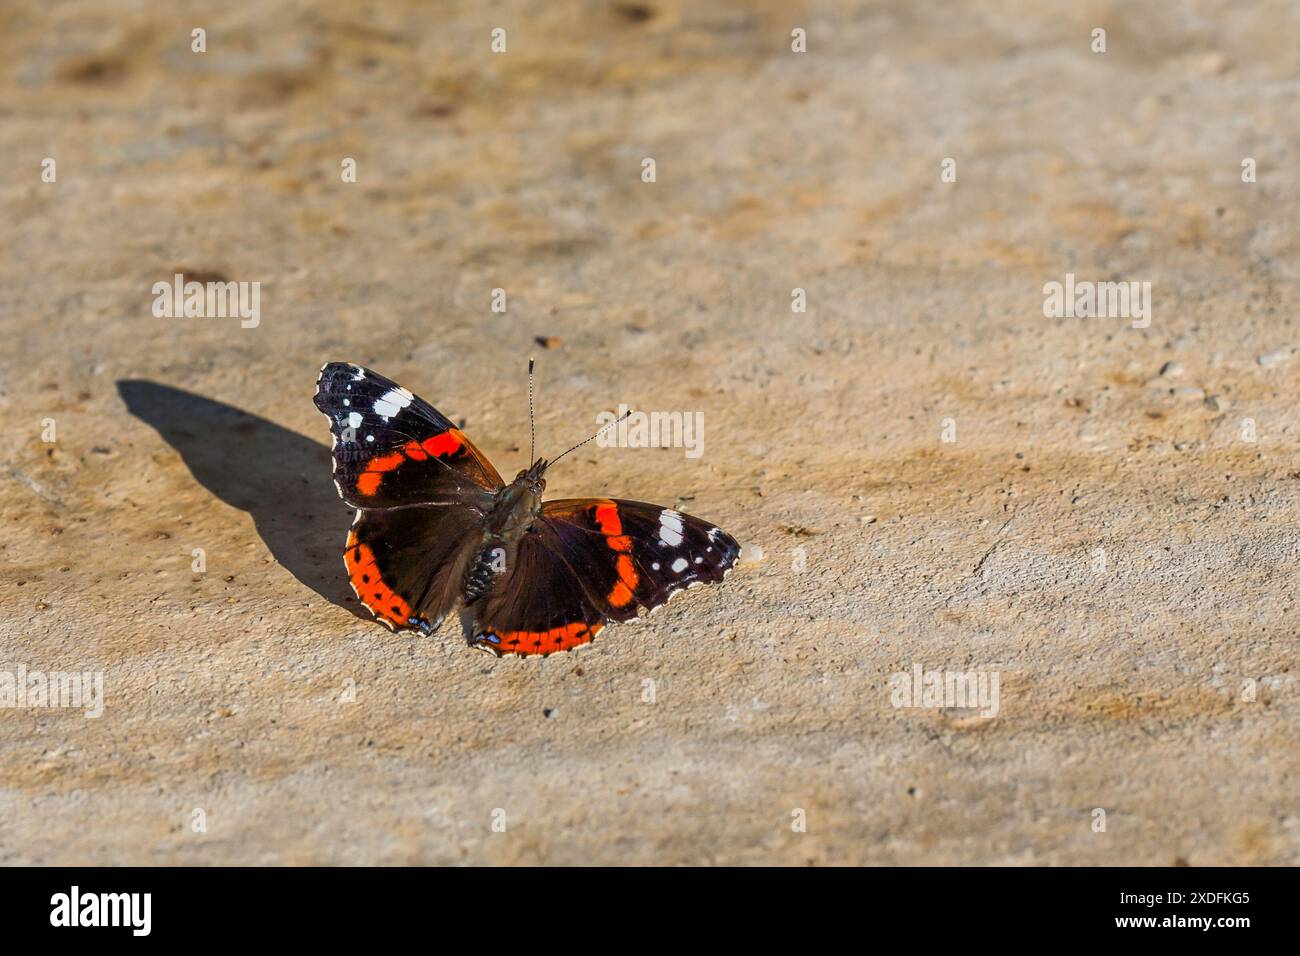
514 457 548 495
519 358 630 489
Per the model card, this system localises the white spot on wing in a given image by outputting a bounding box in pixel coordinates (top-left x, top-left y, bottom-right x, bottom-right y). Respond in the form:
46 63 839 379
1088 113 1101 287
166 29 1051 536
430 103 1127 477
347 412 362 429
671 557 688 573
373 387 413 419
659 510 685 548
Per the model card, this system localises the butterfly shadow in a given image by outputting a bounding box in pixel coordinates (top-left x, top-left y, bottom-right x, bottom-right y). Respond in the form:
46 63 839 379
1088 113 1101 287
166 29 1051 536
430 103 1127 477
117 380 369 622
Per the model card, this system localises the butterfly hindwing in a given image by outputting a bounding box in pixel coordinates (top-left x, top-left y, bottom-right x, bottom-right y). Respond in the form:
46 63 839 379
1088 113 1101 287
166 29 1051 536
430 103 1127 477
345 503 486 631
469 520 610 655
473 499 740 656
314 362 503 509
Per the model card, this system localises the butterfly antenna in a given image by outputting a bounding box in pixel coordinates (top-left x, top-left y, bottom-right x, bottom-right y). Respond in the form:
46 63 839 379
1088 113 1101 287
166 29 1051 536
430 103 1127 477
527 357 536 465
547 408 633 470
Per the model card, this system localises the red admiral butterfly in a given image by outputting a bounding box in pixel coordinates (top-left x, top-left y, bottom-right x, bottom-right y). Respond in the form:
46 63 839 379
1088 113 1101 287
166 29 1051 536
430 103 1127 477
313 361 741 656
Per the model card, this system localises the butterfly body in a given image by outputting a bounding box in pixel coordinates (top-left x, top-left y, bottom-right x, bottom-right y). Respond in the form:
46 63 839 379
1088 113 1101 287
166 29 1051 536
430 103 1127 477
461 465 543 604
313 362 740 656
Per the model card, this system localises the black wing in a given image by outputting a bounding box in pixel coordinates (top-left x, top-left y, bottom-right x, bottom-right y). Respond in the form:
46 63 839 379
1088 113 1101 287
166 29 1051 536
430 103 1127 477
344 506 484 631
314 362 503 631
314 362 503 509
472 499 740 656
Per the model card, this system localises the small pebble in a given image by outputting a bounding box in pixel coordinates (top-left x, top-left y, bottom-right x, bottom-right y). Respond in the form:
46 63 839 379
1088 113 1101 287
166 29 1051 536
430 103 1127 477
1159 361 1183 377
1257 347 1295 368
1194 51 1232 75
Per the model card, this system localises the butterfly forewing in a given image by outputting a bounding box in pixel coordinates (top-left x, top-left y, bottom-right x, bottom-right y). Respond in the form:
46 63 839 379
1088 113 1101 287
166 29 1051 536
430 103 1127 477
472 498 740 656
315 362 502 631
314 362 503 508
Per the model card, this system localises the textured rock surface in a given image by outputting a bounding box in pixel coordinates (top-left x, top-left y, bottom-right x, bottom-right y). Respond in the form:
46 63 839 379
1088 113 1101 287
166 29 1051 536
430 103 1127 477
1 1 1297 864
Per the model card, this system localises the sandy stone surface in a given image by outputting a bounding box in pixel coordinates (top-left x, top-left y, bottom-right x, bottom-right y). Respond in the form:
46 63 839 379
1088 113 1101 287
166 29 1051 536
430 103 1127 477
2 2 1298 865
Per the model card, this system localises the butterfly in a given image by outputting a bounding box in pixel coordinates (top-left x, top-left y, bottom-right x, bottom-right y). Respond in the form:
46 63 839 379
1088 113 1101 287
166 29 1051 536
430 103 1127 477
313 362 741 656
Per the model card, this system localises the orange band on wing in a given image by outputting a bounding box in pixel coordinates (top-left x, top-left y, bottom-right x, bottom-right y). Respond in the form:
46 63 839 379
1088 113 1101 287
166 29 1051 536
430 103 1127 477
593 502 638 607
354 429 466 496
593 503 621 535
482 621 603 656
421 430 464 457
344 538 411 625
608 555 637 607
355 451 403 496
